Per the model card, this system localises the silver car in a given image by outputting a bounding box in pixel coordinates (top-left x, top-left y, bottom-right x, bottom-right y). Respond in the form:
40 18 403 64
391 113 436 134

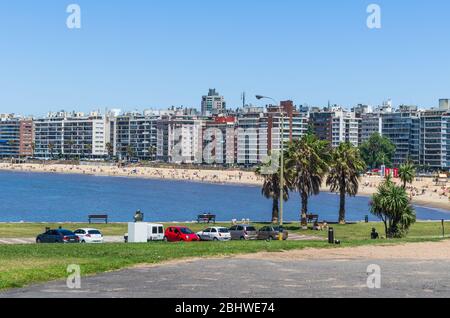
229 224 258 240
197 227 231 241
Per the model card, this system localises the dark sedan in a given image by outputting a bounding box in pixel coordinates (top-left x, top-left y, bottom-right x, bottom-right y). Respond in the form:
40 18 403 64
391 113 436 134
36 229 80 244
257 226 289 241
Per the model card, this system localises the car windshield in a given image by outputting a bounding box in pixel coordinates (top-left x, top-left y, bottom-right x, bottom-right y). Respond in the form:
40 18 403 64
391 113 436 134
180 228 194 234
219 228 229 233
88 230 101 235
246 227 257 232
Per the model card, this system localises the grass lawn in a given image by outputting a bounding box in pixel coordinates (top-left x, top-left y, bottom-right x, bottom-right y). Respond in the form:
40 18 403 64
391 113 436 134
0 221 448 291
0 221 449 240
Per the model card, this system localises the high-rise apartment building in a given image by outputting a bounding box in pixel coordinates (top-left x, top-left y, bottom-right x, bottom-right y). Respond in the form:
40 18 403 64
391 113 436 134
203 116 237 165
201 89 226 115
420 109 450 170
236 111 268 165
34 112 111 159
439 99 450 111
310 107 359 147
360 113 383 144
0 115 20 158
382 106 420 166
156 117 204 164
19 119 34 157
112 112 158 160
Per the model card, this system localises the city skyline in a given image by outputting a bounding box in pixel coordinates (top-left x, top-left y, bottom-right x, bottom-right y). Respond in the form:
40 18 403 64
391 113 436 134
1 0 450 115
0 89 448 117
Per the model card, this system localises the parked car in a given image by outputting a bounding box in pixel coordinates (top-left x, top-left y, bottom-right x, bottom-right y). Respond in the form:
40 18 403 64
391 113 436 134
164 226 200 242
36 229 80 244
229 224 258 240
74 228 104 243
197 227 231 241
257 226 289 241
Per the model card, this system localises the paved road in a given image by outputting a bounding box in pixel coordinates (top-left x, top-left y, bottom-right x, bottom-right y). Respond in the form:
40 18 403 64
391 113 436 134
2 256 450 298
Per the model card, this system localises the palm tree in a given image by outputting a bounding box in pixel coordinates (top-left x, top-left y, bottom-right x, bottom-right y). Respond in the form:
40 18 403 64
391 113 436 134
398 162 416 189
126 145 135 162
326 143 366 224
370 179 416 238
66 141 75 160
255 158 289 224
86 144 93 160
285 135 330 228
105 142 114 159
148 145 157 161
48 143 55 159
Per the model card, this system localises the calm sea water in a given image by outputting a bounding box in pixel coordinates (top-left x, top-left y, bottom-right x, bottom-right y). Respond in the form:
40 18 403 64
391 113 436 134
0 171 448 223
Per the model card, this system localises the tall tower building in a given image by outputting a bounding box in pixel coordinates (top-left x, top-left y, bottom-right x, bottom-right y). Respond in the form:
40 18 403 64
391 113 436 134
201 89 226 115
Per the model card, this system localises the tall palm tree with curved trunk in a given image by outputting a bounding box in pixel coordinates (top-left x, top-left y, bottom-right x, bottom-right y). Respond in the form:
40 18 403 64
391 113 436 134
398 162 416 189
255 158 289 224
285 135 330 229
326 142 366 224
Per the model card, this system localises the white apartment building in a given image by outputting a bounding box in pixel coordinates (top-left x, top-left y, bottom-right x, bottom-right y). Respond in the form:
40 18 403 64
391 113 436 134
331 108 360 147
157 118 204 164
420 109 450 170
236 112 268 165
34 112 111 159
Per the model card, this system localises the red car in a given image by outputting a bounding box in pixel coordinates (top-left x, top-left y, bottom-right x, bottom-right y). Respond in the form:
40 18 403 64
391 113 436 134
164 226 200 242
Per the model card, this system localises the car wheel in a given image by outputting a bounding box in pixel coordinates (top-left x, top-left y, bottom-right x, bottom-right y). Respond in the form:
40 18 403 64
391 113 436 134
36 238 42 244
268 236 273 241
240 236 245 240
213 237 219 241
81 240 86 244
163 236 168 242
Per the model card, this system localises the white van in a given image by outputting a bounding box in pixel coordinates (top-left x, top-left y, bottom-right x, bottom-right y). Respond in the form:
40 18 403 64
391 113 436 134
124 223 165 243
147 223 165 241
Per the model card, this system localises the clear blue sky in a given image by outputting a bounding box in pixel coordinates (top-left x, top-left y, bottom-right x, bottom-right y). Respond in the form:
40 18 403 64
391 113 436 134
0 0 449 116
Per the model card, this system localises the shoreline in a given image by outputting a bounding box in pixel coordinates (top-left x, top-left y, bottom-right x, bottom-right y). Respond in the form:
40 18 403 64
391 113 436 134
0 163 449 212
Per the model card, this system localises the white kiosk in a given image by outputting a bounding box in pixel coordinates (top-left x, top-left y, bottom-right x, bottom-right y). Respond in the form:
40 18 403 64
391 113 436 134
127 222 148 243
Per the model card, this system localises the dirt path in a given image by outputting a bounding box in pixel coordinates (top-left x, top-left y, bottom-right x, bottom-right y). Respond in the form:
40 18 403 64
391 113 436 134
237 240 450 261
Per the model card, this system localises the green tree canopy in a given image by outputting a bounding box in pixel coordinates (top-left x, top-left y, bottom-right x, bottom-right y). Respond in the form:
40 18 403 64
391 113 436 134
359 133 396 169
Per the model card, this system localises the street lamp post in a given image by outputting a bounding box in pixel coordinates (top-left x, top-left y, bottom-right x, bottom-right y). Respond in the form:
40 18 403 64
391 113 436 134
256 95 285 239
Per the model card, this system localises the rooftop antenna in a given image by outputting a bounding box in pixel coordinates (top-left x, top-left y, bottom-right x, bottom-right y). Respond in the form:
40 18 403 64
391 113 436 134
241 92 246 108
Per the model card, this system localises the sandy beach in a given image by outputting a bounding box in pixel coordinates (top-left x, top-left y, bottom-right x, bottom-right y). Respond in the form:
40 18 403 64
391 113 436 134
0 162 449 211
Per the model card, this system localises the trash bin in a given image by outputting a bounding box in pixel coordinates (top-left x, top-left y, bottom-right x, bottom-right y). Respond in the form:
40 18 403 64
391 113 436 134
328 227 334 244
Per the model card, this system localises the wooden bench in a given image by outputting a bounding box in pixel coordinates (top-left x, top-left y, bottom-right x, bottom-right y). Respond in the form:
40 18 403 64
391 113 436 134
306 214 319 224
88 214 108 224
197 214 216 224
